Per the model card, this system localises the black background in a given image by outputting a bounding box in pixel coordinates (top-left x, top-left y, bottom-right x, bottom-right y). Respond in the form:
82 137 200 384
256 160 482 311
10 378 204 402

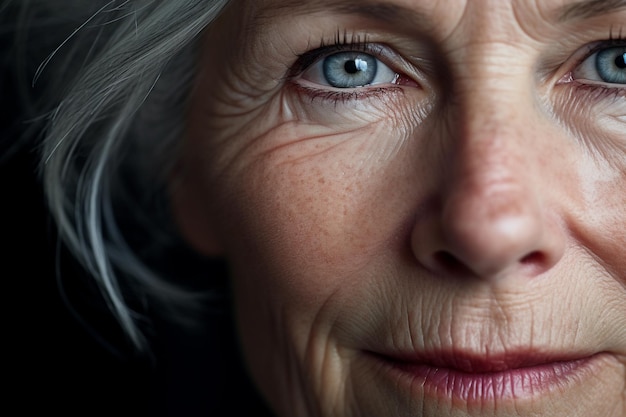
1 15 274 417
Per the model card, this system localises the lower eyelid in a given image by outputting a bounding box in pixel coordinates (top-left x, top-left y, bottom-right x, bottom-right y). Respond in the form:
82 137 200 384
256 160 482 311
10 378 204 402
570 44 626 84
286 81 411 107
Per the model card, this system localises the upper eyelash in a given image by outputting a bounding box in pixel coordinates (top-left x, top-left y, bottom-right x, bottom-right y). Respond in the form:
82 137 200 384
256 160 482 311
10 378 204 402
581 36 625 58
288 31 376 78
286 29 626 102
322 30 370 49
579 24 625 60
566 35 626 87
608 24 624 41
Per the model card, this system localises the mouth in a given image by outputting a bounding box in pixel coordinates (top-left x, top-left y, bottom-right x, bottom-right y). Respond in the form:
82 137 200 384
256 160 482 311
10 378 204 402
369 349 602 403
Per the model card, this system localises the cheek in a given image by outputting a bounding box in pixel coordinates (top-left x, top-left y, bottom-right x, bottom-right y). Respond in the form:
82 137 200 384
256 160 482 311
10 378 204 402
554 91 626 283
200 87 430 290
570 160 626 283
192 90 430 415
216 112 413 297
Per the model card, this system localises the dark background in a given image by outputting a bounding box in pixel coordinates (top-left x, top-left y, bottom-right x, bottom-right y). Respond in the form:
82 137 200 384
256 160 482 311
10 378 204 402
1 13 274 417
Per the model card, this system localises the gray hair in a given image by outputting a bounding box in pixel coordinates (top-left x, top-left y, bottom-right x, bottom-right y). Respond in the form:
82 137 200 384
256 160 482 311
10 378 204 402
9 0 231 351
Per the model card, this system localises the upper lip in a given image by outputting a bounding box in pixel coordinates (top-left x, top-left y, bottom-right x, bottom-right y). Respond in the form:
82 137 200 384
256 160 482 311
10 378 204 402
371 349 594 373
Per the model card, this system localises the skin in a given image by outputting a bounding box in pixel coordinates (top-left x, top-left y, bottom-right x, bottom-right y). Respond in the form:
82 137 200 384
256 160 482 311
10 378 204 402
171 0 626 415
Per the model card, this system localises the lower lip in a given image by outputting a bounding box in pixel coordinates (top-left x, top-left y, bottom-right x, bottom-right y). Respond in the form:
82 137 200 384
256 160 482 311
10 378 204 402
378 355 598 403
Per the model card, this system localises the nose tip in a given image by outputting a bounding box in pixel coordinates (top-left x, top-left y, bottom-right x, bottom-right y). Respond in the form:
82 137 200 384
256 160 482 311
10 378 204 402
412 183 566 281
442 194 559 277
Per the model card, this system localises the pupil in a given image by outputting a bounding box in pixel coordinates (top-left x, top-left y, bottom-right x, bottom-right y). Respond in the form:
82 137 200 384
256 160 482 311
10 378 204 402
616 53 626 69
345 60 357 73
344 58 367 74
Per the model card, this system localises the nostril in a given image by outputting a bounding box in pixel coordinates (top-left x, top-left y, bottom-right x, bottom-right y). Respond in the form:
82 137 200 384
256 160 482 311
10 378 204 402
520 251 544 265
432 250 547 278
518 251 551 276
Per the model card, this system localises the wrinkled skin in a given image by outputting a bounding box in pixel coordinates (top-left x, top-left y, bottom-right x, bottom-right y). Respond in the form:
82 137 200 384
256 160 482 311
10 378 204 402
172 0 626 415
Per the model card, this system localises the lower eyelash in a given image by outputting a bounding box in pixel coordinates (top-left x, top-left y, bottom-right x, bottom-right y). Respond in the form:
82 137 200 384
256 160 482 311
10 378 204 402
571 80 626 101
288 82 405 105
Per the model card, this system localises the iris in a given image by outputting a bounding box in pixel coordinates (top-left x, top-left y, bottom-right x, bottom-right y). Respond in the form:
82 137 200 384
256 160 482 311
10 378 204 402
323 52 378 88
596 47 626 84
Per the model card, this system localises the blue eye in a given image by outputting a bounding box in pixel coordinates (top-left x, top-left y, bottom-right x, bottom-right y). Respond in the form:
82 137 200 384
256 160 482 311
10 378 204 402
574 45 626 85
301 51 398 89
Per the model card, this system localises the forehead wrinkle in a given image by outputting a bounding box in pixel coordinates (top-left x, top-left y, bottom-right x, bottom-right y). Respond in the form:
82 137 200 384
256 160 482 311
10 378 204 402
249 0 626 35
252 0 430 28
557 0 626 21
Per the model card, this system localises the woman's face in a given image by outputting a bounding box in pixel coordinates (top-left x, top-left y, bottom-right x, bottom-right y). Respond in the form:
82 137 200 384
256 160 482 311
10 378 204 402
174 0 626 415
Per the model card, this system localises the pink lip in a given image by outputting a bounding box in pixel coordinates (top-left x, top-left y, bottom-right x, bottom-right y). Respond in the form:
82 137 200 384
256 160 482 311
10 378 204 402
372 350 598 402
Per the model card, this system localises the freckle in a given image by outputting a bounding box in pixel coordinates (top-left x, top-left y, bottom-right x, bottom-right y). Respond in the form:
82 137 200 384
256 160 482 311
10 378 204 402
318 177 326 184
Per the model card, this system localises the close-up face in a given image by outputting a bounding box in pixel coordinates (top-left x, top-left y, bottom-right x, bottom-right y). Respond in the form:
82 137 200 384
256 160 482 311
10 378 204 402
173 0 626 415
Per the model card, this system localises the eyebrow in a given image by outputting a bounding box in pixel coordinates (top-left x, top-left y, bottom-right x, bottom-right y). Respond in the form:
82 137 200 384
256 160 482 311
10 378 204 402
557 0 626 21
256 0 429 27
311 1 421 22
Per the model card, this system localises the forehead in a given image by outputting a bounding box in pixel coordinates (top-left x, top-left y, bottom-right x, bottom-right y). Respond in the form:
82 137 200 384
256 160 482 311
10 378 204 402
238 0 626 52
252 0 626 25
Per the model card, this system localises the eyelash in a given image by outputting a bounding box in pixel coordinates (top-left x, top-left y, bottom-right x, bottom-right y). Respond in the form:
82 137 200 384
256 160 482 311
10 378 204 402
567 37 626 99
288 31 626 103
289 32 375 76
287 32 409 102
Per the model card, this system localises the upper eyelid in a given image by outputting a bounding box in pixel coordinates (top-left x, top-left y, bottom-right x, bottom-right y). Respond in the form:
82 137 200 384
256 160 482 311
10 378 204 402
580 39 624 59
287 35 626 87
566 39 626 80
566 38 625 66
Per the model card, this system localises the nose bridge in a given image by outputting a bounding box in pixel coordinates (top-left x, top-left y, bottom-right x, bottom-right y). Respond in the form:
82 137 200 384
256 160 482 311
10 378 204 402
442 85 543 266
448 71 536 202
447 33 537 168
410 60 566 280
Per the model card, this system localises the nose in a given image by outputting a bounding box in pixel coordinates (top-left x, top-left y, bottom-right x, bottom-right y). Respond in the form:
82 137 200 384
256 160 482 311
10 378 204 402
411 95 566 281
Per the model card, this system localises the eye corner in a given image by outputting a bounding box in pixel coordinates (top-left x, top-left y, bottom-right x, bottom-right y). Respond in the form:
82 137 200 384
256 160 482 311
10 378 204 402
555 71 574 85
570 42 626 86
